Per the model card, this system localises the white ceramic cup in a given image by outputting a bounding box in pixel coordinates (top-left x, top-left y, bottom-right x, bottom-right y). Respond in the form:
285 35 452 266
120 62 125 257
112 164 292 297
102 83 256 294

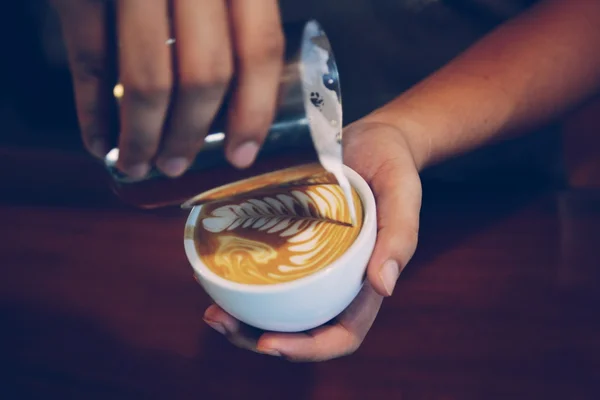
184 165 377 332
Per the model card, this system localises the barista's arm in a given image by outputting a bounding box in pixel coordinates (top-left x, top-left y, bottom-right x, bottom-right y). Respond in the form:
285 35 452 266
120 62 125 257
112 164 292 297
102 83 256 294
365 0 600 170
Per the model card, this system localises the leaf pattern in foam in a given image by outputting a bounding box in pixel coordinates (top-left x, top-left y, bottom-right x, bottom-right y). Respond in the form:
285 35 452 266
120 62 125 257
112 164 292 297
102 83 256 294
201 185 343 235
195 183 362 285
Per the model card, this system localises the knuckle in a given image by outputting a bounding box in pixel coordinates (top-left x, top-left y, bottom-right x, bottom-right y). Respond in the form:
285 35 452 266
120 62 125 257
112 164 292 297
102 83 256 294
239 27 285 65
128 59 172 89
75 99 102 130
181 50 233 89
123 81 171 110
70 50 107 82
332 329 362 356
345 337 362 355
186 71 232 90
178 79 229 105
122 67 172 108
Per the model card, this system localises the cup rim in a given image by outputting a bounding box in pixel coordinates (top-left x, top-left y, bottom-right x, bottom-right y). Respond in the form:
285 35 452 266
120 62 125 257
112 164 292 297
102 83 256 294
183 165 376 294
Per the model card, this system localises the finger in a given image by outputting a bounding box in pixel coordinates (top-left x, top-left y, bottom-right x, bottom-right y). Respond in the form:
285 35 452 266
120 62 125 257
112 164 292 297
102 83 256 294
344 122 422 297
203 305 280 356
155 0 233 177
367 158 421 297
116 0 172 178
53 0 113 158
257 283 383 362
225 0 285 169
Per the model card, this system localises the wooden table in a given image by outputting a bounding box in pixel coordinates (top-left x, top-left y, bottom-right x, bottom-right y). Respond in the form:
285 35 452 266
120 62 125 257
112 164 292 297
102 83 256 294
1 147 599 399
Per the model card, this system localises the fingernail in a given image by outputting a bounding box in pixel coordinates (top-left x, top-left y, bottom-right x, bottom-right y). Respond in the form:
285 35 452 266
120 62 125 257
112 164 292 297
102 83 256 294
158 157 189 177
257 347 281 357
125 163 150 179
89 138 107 159
230 141 259 169
379 259 400 296
204 319 227 335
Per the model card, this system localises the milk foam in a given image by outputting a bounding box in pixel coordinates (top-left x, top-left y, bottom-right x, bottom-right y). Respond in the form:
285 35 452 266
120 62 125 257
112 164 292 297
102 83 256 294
195 183 363 285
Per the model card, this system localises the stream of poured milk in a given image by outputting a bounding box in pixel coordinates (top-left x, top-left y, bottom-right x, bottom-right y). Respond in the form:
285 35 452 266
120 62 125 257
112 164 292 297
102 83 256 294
305 102 357 226
301 24 357 226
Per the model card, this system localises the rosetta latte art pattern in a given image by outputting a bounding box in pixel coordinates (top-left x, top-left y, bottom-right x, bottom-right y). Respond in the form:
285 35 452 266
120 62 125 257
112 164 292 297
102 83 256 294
194 183 364 285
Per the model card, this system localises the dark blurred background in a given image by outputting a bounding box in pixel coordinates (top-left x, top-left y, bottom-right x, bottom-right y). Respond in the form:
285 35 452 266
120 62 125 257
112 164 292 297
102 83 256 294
0 0 598 190
1 4 600 398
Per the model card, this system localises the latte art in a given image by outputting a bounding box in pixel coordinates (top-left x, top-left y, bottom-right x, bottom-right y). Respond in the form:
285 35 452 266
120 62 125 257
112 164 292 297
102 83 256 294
194 181 364 285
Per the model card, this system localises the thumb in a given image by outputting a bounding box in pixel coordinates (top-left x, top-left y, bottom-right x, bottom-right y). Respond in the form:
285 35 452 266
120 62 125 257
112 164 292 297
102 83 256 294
367 161 421 297
344 122 423 297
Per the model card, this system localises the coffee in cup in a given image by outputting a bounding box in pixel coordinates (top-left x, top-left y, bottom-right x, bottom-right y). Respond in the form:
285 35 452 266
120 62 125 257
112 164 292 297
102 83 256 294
191 173 364 285
184 165 376 332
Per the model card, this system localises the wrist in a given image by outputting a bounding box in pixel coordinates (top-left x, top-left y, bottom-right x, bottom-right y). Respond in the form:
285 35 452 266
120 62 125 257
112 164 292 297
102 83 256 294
359 109 433 172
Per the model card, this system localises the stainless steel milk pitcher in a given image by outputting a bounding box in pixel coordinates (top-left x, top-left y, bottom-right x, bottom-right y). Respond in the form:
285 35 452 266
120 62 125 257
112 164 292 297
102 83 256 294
103 19 355 222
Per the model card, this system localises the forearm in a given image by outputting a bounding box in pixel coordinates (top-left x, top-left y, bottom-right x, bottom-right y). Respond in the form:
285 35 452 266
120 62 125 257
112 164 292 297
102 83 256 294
365 0 600 170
